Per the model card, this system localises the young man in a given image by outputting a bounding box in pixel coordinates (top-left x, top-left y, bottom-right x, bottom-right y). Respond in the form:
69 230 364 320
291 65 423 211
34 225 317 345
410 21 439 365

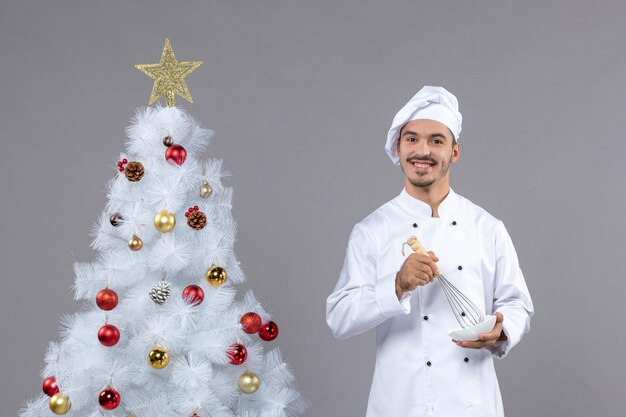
326 86 533 417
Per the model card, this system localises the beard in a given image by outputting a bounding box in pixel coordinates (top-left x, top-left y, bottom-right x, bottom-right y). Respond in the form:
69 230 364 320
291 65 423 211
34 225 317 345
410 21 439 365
402 155 452 188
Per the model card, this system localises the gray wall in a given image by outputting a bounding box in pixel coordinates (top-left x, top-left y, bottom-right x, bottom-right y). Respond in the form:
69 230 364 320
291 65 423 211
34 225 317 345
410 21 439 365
1 1 625 416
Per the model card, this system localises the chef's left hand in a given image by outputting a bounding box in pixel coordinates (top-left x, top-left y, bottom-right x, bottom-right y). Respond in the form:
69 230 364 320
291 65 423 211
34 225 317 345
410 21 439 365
453 312 507 349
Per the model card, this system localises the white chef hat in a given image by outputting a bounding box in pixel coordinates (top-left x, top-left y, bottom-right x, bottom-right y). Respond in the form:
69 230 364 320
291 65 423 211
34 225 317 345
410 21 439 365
385 86 462 165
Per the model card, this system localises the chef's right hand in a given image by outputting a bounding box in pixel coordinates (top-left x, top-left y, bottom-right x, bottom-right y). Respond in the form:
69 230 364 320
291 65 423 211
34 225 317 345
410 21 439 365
395 252 440 300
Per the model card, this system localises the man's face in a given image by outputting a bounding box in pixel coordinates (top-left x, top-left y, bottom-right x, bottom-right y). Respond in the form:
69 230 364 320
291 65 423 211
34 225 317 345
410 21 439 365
397 119 460 189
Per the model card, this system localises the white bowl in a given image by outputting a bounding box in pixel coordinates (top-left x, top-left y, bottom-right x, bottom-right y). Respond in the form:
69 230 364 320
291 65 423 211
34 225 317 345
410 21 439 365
448 315 497 341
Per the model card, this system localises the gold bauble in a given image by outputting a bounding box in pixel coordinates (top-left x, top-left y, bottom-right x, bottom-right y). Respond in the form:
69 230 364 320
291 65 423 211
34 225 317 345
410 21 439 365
205 265 227 287
154 210 176 233
49 393 71 415
148 346 170 369
237 371 260 394
128 234 143 251
200 180 213 198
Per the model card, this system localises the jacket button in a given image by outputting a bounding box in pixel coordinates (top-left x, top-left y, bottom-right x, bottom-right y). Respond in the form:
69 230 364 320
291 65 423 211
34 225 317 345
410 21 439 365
452 221 457 225
426 361 432 366
464 357 469 363
458 265 463 270
423 316 429 321
413 223 418 228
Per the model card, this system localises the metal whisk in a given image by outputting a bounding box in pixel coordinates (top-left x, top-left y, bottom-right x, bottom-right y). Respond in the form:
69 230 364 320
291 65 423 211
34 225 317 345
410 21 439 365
402 235 484 329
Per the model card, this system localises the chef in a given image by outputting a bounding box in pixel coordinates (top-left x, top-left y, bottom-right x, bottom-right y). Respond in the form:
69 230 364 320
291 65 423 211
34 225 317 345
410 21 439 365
326 86 534 417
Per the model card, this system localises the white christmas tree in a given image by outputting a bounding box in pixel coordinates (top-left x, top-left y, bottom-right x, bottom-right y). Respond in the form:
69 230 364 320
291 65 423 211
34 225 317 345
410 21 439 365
20 39 306 417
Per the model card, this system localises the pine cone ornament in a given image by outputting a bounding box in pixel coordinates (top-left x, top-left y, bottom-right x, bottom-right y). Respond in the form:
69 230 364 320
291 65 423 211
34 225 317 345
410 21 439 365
149 281 171 304
124 161 144 182
186 206 207 230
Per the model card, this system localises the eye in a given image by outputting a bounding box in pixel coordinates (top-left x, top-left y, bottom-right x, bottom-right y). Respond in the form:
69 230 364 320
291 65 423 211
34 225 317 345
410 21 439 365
407 137 416 142
431 138 444 145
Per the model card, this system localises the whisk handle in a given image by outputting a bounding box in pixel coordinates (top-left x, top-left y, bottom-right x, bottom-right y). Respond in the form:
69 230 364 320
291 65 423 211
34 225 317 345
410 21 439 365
402 235 429 256
402 235 441 276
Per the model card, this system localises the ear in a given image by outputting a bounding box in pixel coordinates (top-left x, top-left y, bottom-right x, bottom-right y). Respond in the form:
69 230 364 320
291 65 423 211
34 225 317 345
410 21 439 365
451 143 460 163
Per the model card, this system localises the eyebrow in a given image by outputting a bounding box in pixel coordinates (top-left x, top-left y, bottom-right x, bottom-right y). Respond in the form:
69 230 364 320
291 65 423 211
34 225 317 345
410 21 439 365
401 130 448 139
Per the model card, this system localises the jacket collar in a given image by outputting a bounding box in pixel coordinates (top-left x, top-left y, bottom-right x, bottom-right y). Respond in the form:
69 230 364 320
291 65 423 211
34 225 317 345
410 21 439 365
397 187 460 218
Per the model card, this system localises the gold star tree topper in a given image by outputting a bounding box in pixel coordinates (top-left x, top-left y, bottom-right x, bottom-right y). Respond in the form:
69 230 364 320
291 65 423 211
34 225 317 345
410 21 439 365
135 38 203 107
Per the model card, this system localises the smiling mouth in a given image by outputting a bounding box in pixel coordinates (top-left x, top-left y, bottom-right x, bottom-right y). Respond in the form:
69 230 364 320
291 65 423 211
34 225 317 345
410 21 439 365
409 159 435 171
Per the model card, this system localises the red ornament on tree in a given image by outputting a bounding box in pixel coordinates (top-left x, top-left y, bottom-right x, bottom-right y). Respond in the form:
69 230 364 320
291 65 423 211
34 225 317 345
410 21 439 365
258 321 279 341
98 324 120 346
227 343 248 365
165 144 187 165
42 376 59 396
240 312 262 334
182 285 204 305
99 387 121 410
117 158 128 172
96 288 118 311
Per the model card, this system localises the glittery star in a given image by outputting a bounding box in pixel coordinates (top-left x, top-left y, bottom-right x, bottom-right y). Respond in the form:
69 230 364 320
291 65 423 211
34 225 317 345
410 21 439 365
135 38 203 106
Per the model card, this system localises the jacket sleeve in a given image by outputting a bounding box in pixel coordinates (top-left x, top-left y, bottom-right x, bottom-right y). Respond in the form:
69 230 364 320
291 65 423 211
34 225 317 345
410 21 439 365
487 221 534 358
326 223 411 340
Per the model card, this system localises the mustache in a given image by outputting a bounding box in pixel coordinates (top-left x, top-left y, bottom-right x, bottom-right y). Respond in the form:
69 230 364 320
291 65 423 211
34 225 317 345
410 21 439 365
407 156 436 164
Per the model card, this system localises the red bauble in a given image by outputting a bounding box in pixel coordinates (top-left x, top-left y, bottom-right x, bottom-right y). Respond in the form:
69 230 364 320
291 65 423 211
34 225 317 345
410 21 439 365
165 144 187 165
99 387 121 410
258 321 279 341
227 343 248 365
98 324 120 346
240 312 262 334
96 288 118 311
182 285 204 305
42 376 59 396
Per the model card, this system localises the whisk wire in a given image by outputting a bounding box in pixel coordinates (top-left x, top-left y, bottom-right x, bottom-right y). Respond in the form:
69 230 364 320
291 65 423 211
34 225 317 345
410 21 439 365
403 235 485 329
437 274 484 328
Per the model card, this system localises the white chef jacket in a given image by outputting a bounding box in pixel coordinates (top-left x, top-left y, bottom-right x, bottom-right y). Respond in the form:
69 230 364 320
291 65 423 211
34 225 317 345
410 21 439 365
326 188 533 417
